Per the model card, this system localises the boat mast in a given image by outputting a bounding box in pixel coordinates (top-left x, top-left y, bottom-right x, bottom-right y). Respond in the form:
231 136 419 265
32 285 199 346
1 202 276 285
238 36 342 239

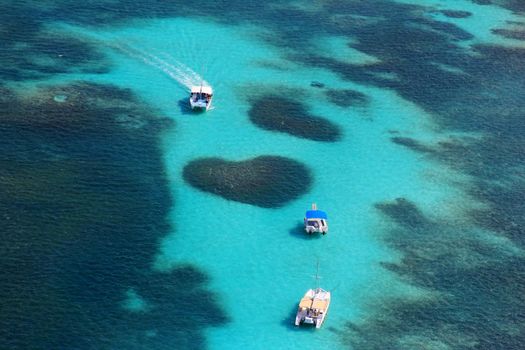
314 260 321 290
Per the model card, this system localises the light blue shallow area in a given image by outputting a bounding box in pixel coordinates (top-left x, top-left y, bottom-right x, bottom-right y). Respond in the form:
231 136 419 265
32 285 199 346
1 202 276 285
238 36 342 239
89 18 440 349
43 2 522 348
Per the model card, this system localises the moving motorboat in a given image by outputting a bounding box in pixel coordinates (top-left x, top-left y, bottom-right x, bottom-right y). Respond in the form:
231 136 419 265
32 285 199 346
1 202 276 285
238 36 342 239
189 85 213 111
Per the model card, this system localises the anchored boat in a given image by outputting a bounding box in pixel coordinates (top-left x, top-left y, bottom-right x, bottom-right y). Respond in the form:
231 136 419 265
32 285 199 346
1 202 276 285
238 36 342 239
304 203 328 234
295 264 331 328
189 85 213 111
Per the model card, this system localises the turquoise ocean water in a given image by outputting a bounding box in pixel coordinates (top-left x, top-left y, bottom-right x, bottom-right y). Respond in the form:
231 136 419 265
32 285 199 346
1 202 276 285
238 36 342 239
1 1 525 349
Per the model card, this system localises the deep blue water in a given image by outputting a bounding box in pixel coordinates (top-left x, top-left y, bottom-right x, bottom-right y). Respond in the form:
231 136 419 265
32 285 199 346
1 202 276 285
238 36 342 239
1 1 524 349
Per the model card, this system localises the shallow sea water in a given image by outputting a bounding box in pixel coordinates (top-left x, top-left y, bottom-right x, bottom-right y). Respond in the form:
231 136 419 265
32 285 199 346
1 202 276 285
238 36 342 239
1 1 525 349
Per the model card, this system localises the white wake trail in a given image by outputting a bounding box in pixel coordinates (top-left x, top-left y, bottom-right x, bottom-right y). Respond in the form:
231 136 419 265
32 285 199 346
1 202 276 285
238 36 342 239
156 51 209 87
110 42 209 90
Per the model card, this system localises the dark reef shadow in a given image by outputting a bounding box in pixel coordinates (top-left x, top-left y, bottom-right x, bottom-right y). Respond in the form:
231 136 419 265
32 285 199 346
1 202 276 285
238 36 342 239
310 81 325 88
325 88 369 108
182 156 313 208
248 94 342 142
492 28 525 40
0 82 228 350
440 10 472 18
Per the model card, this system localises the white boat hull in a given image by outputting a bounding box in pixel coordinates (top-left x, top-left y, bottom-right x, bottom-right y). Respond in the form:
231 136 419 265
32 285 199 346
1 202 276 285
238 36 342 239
189 85 213 112
295 288 331 329
189 98 212 111
304 224 328 234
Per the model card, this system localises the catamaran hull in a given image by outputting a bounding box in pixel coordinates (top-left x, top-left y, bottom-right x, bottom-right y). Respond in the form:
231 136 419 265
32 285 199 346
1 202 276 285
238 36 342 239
189 85 213 112
295 315 327 328
189 100 212 111
295 288 331 329
315 304 329 328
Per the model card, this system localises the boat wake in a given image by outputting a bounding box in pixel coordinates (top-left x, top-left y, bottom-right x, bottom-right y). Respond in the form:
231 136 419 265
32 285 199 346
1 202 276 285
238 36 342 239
110 42 210 91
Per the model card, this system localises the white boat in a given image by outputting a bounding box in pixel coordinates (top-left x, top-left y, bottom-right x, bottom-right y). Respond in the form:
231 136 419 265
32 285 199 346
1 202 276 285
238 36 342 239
295 288 331 328
304 203 328 235
295 264 331 329
189 85 213 111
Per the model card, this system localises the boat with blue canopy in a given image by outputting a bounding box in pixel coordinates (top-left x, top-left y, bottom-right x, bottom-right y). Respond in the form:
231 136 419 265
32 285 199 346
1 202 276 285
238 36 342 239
304 203 328 235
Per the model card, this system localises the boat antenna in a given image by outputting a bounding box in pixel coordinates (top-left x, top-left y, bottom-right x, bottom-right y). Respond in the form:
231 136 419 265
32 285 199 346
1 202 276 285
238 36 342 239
314 259 321 289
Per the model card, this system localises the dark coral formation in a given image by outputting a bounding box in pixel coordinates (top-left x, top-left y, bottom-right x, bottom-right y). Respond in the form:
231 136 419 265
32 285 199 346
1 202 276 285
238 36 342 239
472 0 492 4
374 197 432 229
391 136 434 153
346 197 525 349
0 82 175 142
498 0 525 13
0 83 227 349
492 28 525 40
440 10 472 18
310 81 325 88
183 156 312 208
325 88 369 108
248 95 342 142
0 25 109 81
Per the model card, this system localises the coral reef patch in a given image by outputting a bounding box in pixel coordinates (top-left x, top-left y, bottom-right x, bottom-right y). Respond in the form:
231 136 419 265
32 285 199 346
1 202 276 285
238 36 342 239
248 95 342 142
183 156 312 208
